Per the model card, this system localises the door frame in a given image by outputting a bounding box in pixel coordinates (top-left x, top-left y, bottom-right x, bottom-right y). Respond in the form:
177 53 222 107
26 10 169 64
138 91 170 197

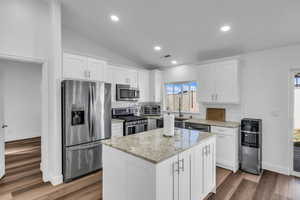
0 53 49 182
288 69 300 177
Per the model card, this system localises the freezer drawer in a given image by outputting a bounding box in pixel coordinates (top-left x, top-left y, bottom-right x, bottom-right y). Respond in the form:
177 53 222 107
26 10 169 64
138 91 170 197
63 142 102 182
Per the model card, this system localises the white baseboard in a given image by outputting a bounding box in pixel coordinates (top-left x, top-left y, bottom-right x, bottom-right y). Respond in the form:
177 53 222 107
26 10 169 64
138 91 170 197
262 162 289 175
49 174 63 186
40 162 63 185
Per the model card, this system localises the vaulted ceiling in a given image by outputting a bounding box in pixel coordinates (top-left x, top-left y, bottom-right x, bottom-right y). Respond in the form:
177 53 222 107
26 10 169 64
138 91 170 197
61 0 300 68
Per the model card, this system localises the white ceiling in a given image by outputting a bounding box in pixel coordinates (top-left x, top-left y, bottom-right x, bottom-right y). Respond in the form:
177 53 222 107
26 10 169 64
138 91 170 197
61 0 300 68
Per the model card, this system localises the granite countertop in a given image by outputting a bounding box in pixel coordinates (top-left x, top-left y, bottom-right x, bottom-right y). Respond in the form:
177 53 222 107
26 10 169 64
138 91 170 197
185 119 240 128
102 128 215 164
111 119 124 124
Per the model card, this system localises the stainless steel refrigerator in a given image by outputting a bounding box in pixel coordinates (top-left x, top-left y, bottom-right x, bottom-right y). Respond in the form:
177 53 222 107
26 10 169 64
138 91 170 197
62 80 111 182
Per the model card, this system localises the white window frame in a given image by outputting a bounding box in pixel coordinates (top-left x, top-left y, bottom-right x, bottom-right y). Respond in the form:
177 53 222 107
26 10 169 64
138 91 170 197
164 81 198 113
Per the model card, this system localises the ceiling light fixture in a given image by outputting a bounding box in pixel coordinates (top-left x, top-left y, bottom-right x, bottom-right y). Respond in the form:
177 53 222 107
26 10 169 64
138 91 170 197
220 25 231 32
171 60 178 65
154 46 162 51
110 15 119 22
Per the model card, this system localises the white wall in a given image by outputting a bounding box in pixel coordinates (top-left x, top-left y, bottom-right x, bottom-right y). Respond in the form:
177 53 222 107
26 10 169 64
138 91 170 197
62 27 146 68
0 60 42 142
0 0 63 185
0 0 51 58
163 45 300 174
294 88 300 129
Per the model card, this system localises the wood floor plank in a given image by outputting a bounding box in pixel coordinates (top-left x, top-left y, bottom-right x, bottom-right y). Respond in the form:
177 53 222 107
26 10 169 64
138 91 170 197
253 171 278 200
55 183 101 200
3 137 300 200
213 171 244 200
230 179 257 200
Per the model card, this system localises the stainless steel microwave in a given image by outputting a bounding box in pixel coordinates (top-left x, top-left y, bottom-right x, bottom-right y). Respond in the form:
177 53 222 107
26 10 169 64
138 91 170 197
116 84 140 101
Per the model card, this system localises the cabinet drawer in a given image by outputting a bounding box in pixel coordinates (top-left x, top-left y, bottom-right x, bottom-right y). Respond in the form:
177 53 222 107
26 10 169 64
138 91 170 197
211 126 234 135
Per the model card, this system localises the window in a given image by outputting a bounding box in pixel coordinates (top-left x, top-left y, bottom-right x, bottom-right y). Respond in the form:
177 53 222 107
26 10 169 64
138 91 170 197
295 74 300 88
165 81 198 113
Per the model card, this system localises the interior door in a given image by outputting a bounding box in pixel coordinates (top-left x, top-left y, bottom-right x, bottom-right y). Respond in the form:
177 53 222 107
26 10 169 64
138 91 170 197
0 73 5 179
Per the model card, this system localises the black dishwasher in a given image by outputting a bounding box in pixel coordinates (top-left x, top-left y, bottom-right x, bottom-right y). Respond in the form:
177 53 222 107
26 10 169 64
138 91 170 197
185 122 211 132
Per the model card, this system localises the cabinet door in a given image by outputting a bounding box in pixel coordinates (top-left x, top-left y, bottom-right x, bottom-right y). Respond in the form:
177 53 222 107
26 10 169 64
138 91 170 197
87 58 106 81
197 64 216 103
216 134 234 168
154 70 162 102
111 123 123 137
204 139 216 195
63 53 88 80
138 70 150 102
128 70 138 88
156 155 179 200
191 144 205 200
147 119 157 130
178 150 191 200
215 61 239 103
149 70 162 102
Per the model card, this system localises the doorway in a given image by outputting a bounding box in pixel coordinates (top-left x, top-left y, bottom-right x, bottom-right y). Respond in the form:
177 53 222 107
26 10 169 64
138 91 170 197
293 73 300 174
0 55 48 184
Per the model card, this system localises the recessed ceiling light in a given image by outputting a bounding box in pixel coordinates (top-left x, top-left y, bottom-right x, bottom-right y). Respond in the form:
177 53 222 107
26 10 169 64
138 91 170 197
154 46 162 51
171 60 178 65
110 15 119 22
220 25 231 32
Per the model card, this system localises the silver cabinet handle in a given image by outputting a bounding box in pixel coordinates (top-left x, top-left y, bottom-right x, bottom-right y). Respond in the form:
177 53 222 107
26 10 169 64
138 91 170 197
216 94 218 101
208 145 210 155
179 159 184 172
173 161 179 174
1 124 8 129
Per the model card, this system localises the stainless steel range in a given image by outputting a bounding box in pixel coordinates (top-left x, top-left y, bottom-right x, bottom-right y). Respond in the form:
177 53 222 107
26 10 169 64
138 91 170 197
112 107 148 136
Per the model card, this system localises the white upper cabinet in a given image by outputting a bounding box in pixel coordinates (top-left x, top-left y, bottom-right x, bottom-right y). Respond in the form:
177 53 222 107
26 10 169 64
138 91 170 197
109 66 138 87
197 64 216 103
149 69 162 102
62 53 107 81
63 53 88 80
87 57 107 81
197 60 240 104
138 70 150 102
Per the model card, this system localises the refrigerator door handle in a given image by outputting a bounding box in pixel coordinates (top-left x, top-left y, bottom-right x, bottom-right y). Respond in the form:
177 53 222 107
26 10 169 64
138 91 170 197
88 84 93 138
92 83 96 138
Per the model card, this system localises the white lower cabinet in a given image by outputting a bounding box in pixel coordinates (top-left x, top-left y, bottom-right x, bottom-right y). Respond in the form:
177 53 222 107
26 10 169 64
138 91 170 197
156 137 216 200
211 126 239 172
191 137 216 200
111 123 123 137
103 136 216 200
147 118 157 130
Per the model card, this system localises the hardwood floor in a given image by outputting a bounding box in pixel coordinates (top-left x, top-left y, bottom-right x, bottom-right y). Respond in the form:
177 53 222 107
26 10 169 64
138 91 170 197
1 137 300 200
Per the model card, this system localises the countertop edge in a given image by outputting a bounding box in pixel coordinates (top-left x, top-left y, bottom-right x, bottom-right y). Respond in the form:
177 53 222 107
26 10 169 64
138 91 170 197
102 133 216 164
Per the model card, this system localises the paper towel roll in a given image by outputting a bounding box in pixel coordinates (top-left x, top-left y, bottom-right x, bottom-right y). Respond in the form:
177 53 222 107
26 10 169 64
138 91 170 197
164 114 175 137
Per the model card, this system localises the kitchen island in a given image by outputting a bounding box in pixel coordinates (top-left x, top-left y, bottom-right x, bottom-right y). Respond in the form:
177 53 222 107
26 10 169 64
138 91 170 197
101 128 216 200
